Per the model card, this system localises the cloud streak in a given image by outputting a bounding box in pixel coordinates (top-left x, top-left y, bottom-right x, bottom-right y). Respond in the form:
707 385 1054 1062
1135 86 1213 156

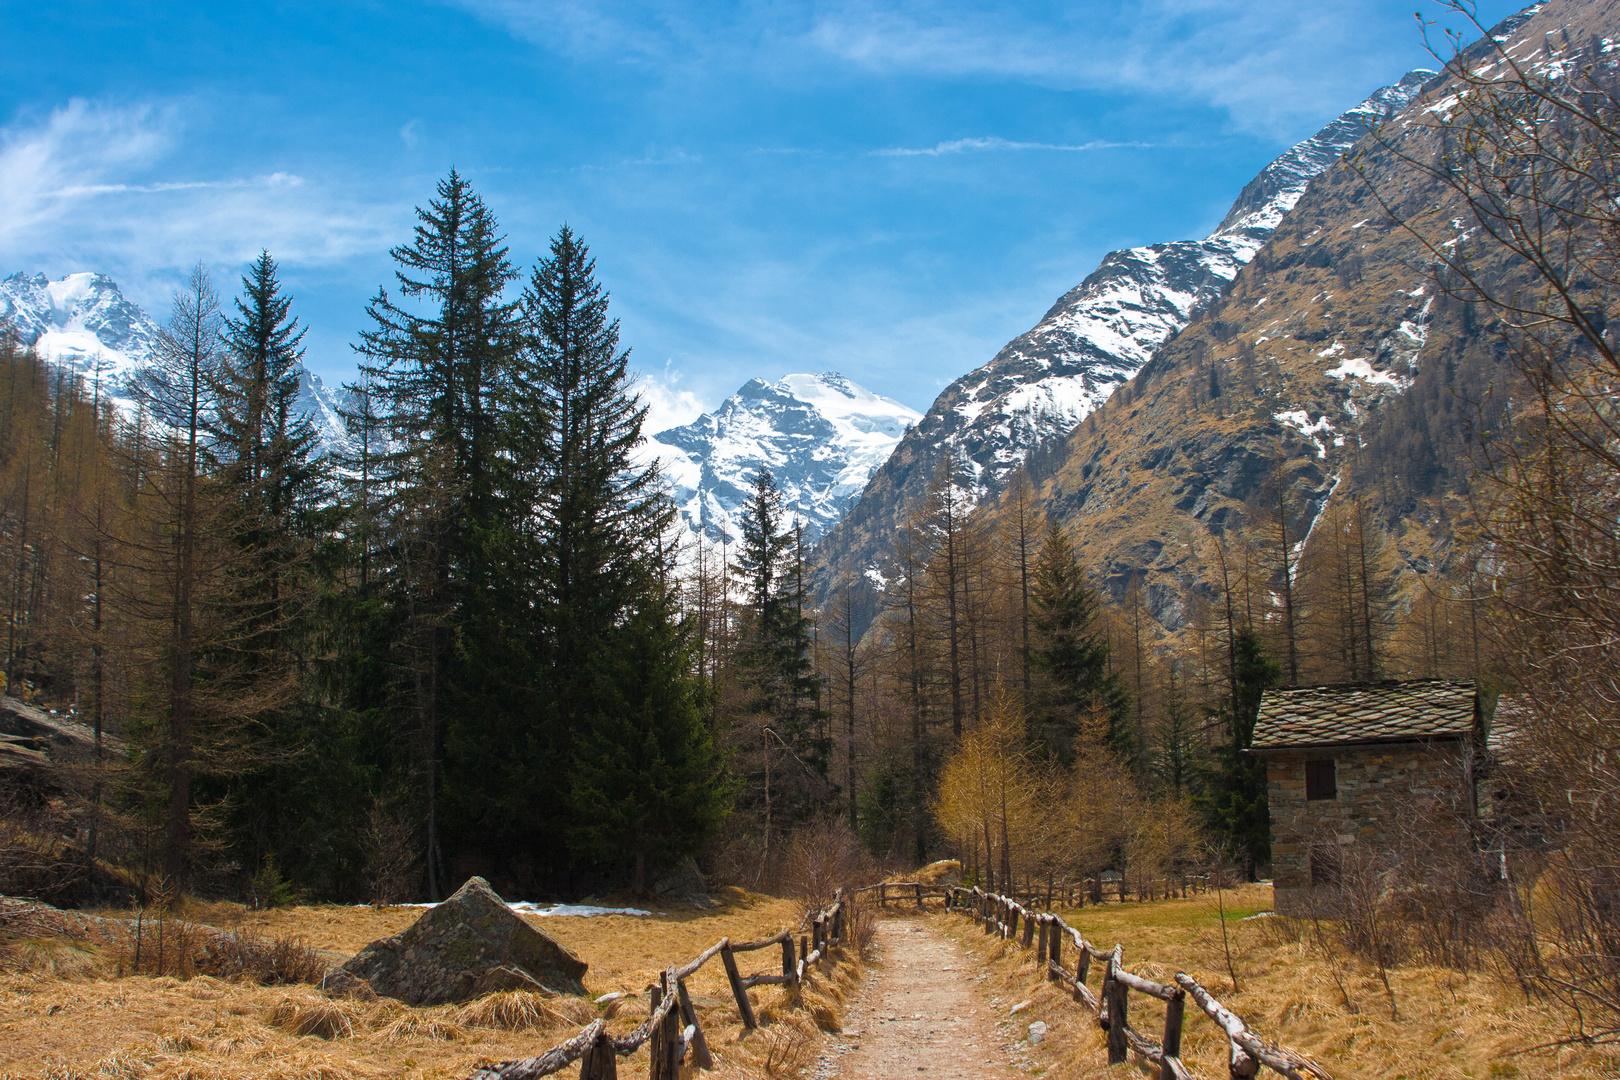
0 97 402 309
875 136 1153 157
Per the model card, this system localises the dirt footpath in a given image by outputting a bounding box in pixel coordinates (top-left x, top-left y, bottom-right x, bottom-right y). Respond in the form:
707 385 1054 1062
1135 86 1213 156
809 918 1029 1079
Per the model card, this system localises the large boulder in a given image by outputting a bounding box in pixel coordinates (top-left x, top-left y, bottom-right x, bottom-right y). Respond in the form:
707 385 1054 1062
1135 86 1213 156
342 877 587 1004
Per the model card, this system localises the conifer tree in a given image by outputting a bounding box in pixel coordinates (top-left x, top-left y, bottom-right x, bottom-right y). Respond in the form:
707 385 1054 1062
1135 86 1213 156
354 170 519 898
211 253 337 887
1193 625 1279 876
491 225 727 889
1029 520 1129 764
732 468 829 852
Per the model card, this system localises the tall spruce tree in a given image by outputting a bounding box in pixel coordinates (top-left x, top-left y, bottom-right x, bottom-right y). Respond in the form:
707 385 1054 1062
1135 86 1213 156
354 170 519 898
494 226 728 891
1194 625 1280 877
1029 521 1130 765
733 468 829 852
209 253 344 892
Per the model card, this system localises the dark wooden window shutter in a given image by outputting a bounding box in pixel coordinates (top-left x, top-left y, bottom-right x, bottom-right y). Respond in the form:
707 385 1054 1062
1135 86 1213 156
1305 758 1337 801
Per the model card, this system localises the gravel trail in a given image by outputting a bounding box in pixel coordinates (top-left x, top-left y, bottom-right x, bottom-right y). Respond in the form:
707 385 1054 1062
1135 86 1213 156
808 918 1031 1079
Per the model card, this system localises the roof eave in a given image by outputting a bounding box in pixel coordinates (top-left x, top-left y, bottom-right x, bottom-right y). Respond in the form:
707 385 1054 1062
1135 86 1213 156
1248 732 1470 754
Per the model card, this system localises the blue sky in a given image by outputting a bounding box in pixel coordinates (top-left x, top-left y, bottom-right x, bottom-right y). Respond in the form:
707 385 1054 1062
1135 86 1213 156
0 1 1520 429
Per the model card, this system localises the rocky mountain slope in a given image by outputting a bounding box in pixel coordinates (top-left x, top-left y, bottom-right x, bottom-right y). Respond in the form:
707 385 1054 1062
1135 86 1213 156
809 69 1433 602
999 0 1605 641
0 271 350 450
648 372 920 546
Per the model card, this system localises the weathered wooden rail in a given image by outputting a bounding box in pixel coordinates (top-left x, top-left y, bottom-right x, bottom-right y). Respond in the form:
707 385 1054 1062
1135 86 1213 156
948 887 1331 1080
849 880 950 908
964 872 1232 909
469 893 851 1080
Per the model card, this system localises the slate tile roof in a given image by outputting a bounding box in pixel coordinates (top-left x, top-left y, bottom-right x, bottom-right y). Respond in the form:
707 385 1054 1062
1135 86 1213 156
1251 679 1478 751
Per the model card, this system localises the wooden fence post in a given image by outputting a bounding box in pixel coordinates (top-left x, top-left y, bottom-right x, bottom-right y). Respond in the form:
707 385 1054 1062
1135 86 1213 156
675 976 714 1070
1161 988 1186 1080
1048 919 1063 981
879 883 887 907
1036 917 1048 965
649 982 678 1080
915 882 924 910
579 1028 618 1080
782 936 798 990
1104 948 1127 1065
1006 903 1018 941
1021 908 1036 949
721 942 757 1030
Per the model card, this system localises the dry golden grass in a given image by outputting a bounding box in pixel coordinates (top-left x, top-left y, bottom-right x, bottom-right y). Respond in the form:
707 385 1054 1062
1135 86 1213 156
939 883 1620 1080
0 889 864 1080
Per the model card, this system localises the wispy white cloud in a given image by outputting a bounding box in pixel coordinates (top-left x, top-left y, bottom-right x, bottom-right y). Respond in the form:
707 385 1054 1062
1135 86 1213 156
876 136 1152 157
459 1 1462 140
0 97 401 304
634 361 708 434
0 99 175 240
806 1 1419 139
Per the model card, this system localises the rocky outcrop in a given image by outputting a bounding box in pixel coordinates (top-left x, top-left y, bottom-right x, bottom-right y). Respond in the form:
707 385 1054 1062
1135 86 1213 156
342 877 588 1004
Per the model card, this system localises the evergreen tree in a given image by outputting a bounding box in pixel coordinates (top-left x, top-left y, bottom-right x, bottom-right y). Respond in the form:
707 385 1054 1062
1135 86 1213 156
1193 624 1280 876
209 253 345 893
1029 520 1129 764
566 585 733 894
732 468 829 847
354 170 519 898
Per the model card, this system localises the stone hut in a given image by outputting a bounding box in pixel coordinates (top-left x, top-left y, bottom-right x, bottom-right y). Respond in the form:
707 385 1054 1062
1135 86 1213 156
1251 680 1484 915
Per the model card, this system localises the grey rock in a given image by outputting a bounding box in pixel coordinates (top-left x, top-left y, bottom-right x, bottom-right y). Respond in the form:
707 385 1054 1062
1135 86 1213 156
651 856 705 898
1027 1020 1048 1045
342 876 587 1005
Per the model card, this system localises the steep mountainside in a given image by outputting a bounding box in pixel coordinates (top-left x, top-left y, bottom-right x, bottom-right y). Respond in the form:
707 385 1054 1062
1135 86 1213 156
648 372 920 546
1006 0 1607 640
809 69 1432 601
0 271 350 451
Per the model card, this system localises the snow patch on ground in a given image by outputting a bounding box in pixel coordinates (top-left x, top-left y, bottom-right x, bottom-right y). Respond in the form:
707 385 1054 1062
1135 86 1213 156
392 901 653 917
1325 357 1408 388
1275 409 1340 458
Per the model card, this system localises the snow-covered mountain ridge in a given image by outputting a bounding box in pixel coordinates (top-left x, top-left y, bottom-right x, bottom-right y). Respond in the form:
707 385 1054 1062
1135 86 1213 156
648 372 921 546
935 67 1436 498
0 271 350 451
808 68 1435 601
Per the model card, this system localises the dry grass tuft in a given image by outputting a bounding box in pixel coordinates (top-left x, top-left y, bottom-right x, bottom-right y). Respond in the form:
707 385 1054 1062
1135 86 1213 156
452 990 567 1031
267 996 363 1040
0 937 106 979
372 1012 462 1043
911 860 962 886
757 1024 815 1076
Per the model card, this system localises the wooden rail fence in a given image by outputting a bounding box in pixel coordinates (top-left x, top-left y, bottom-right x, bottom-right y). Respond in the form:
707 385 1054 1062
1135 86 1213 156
966 873 1234 910
849 880 950 908
948 886 1331 1080
469 892 852 1080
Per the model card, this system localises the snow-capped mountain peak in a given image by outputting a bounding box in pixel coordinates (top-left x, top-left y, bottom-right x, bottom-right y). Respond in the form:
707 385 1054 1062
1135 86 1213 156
0 271 160 382
648 372 921 547
1 270 351 453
